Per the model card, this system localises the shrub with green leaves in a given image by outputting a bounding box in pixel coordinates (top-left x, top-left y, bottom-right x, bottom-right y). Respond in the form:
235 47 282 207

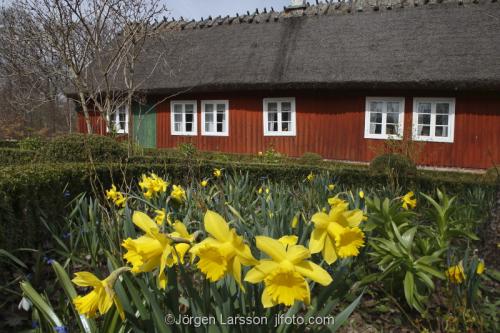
37 133 127 162
18 136 46 151
370 153 417 177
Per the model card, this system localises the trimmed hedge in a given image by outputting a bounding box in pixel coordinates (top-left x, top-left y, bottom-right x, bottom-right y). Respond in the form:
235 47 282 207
38 133 127 162
0 148 36 165
0 160 496 251
370 153 417 176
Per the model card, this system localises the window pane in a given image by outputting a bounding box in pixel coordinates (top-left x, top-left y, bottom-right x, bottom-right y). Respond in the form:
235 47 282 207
282 122 291 132
174 123 181 132
418 114 431 125
268 102 278 112
205 104 214 114
370 102 383 112
386 112 399 124
186 123 193 132
174 113 182 122
386 124 397 135
436 103 449 114
436 114 449 125
268 122 278 132
387 102 400 113
216 112 224 123
185 104 194 113
185 113 193 123
435 126 448 137
217 104 226 112
370 124 382 134
418 125 430 136
217 123 223 132
282 111 291 122
205 123 214 132
174 104 182 113
205 113 214 123
268 112 278 122
370 112 382 123
281 102 291 112
418 103 431 114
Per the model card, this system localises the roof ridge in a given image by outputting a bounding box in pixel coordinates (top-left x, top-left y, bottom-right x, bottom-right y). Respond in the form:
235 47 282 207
156 0 498 31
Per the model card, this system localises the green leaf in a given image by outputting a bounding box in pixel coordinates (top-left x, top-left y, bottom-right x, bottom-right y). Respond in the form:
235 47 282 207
328 291 364 332
415 263 446 280
0 249 28 269
401 227 417 250
52 261 96 333
20 281 63 328
403 271 414 309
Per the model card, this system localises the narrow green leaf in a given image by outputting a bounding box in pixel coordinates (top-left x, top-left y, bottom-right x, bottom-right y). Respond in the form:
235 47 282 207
403 271 414 308
328 291 364 332
20 281 63 328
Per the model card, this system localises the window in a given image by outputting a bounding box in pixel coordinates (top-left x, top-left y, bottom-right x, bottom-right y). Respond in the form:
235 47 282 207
263 98 296 136
412 98 455 143
201 100 229 136
364 97 405 139
108 105 128 134
170 101 197 136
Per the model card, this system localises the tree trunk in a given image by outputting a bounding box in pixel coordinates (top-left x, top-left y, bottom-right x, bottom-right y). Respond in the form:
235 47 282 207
78 92 93 134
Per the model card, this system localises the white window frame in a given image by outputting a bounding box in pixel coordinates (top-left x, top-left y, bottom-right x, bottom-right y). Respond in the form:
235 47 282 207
107 105 129 134
170 100 197 136
412 98 455 143
201 100 229 136
364 97 405 140
263 97 296 136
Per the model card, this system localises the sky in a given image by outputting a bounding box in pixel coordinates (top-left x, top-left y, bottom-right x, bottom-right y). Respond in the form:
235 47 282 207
165 0 291 20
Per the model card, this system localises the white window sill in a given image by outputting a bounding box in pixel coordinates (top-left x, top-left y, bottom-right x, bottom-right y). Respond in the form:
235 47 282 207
171 132 197 136
364 134 403 140
412 136 454 143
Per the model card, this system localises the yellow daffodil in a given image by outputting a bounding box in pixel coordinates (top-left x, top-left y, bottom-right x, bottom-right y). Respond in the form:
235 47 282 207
402 191 417 210
258 187 263 194
309 204 365 264
291 214 299 229
190 210 256 290
72 267 130 319
327 197 349 209
105 185 126 208
169 220 196 265
154 209 166 225
201 180 208 187
245 236 332 308
170 185 187 203
213 168 222 178
476 259 485 275
122 212 190 289
446 263 466 284
359 191 365 199
328 184 335 191
306 172 314 182
139 173 168 199
265 188 270 194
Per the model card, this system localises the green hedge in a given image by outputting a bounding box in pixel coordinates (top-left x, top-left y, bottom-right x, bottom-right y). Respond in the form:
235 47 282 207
0 161 496 251
0 148 36 165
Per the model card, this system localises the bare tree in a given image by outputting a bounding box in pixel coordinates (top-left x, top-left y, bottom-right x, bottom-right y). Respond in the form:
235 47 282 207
1 0 168 140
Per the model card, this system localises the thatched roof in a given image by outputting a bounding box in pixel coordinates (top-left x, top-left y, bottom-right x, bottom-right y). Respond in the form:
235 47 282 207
131 0 500 93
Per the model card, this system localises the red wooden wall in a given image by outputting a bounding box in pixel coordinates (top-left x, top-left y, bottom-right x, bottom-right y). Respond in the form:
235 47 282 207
155 91 500 169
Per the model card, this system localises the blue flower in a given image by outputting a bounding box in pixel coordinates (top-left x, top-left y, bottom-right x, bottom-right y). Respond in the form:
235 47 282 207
63 190 71 199
62 232 71 239
54 326 68 333
31 321 39 328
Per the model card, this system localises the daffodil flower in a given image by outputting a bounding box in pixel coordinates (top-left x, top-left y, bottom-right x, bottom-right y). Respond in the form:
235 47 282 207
476 259 485 275
72 267 130 319
359 191 365 199
306 172 314 182
309 205 365 264
106 185 126 208
201 180 208 187
446 262 466 284
213 168 222 178
402 191 417 210
170 185 186 203
245 236 332 308
139 173 168 199
154 209 166 225
328 184 335 191
190 210 256 290
122 212 191 289
327 196 349 209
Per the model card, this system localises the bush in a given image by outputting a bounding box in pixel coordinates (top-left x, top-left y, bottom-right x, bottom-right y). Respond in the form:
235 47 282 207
299 152 323 164
0 140 19 148
18 136 45 151
485 166 499 181
370 153 417 176
0 148 36 165
38 133 127 162
177 142 197 158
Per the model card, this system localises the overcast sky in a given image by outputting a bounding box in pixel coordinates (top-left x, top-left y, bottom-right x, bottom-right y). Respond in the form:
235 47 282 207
166 0 292 20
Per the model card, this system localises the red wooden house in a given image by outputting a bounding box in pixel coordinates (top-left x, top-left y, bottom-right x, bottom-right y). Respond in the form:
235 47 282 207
77 0 500 169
